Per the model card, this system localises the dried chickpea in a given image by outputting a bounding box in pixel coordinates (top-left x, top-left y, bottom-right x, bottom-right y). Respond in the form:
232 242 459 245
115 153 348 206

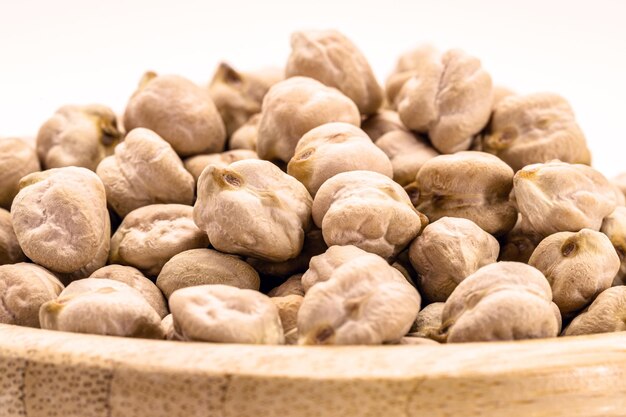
194 159 312 262
11 167 110 280
0 138 40 209
414 151 517 236
228 113 260 151
161 314 176 340
36 104 121 171
361 110 408 142
287 122 393 196
268 274 305 297
601 207 626 285
257 76 360 163
513 161 616 237
39 278 163 339
0 208 25 265
209 63 282 136
169 284 284 344
156 248 260 299
313 171 426 259
270 294 303 345
375 130 439 186
563 286 626 336
529 229 619 316
124 72 226 156
298 254 420 345
0 263 63 327
386 46 493 154
440 262 561 343
408 217 499 302
96 128 195 218
90 265 168 318
286 29 383 114
410 302 444 340
183 149 258 183
498 215 544 263
109 204 209 277
302 245 374 292
481 93 591 171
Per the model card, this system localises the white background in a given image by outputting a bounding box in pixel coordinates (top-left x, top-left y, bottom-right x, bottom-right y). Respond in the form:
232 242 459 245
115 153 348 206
0 0 624 176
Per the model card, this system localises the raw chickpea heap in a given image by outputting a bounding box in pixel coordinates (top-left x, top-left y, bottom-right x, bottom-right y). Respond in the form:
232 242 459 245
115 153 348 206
2 29 624 345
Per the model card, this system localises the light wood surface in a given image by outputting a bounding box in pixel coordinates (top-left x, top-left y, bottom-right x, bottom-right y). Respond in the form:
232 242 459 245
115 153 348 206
1 324 626 416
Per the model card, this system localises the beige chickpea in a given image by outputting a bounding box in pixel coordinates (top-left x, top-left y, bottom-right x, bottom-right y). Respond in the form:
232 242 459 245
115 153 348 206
124 72 226 156
386 46 493 154
271 294 303 345
601 207 626 285
96 128 195 218
194 159 312 262
287 123 393 196
161 314 176 340
529 229 619 316
247 228 327 280
0 263 63 327
11 167 110 280
89 265 168 318
414 151 517 236
183 149 258 183
498 215 544 263
440 262 561 343
268 274 305 297
409 217 500 302
314 171 426 259
228 113 260 151
39 278 163 339
169 284 284 344
491 86 516 108
209 63 282 136
109 204 209 277
36 104 122 171
302 245 373 292
0 138 40 209
156 248 260 299
513 161 616 237
286 30 383 115
361 110 408 142
410 302 444 340
0 208 25 265
563 286 626 336
375 130 439 186
257 76 360 163
481 93 591 171
298 254 420 345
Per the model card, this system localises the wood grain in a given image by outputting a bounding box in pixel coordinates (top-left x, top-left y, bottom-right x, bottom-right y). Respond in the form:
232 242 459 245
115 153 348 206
1 323 626 417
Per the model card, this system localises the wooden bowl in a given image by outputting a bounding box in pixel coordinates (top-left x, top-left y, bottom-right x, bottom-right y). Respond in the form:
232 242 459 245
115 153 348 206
1 324 625 416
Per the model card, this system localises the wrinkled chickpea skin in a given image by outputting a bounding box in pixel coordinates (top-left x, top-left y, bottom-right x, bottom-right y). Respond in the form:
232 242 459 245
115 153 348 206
313 171 426 259
109 204 209 277
298 254 420 345
11 167 110 280
513 161 616 237
0 208 25 265
124 72 226 156
601 207 626 285
286 29 383 115
386 46 493 154
440 262 561 343
194 159 312 262
287 122 393 196
228 113 260 151
184 149 259 183
375 130 439 186
482 93 591 171
0 138 40 209
563 286 626 336
97 127 195 218
169 284 284 344
39 278 164 339
414 151 517 236
529 229 619 316
0 263 64 327
409 217 500 302
361 110 408 142
410 302 444 341
36 104 122 171
257 76 360 163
